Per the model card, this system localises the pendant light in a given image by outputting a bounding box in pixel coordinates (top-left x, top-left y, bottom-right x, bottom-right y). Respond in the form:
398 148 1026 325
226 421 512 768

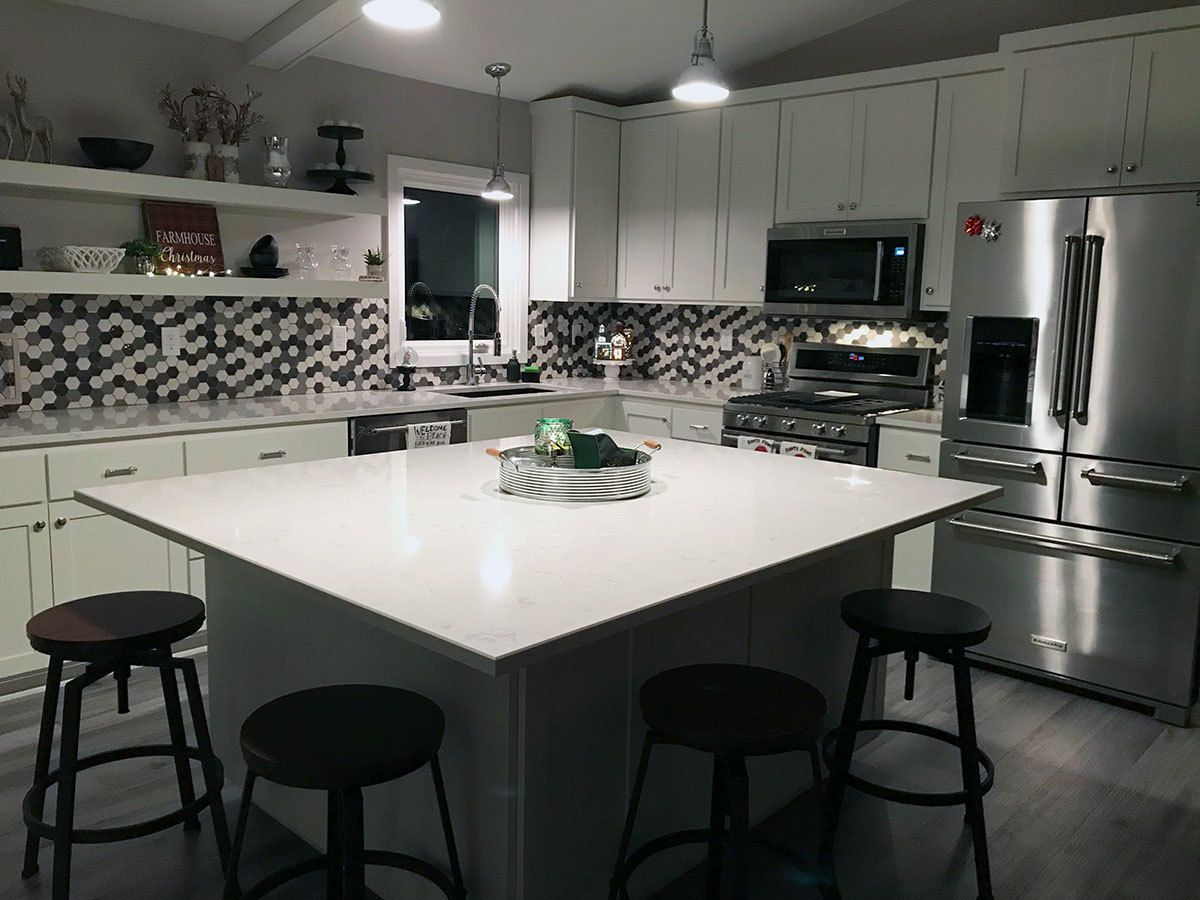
362 0 441 29
482 62 514 201
671 0 729 104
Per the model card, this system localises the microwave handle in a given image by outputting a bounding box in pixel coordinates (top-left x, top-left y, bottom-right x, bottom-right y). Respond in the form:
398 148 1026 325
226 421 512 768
873 240 884 303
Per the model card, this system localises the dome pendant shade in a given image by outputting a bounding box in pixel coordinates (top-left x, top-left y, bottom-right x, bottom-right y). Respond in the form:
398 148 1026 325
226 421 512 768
482 162 514 201
672 28 729 103
362 0 441 29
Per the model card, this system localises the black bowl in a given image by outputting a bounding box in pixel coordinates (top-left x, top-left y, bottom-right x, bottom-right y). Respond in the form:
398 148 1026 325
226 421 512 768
78 137 154 172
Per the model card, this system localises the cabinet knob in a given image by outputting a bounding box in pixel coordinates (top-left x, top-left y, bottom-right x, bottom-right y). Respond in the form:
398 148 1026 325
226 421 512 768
836 203 845 211
575 282 582 288
925 286 935 295
54 517 67 529
653 284 661 291
662 285 671 292
848 202 858 210
33 520 46 532
758 285 764 292
1125 163 1138 173
1107 165 1119 174
661 416 669 423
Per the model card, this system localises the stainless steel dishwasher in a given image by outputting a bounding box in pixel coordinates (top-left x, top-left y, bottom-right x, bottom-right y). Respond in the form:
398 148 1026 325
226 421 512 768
349 408 469 455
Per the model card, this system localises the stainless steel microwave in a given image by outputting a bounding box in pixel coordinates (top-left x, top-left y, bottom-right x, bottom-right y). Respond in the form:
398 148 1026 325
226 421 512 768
764 221 924 319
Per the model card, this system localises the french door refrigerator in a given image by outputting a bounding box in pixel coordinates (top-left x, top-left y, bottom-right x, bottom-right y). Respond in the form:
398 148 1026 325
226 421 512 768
933 192 1200 725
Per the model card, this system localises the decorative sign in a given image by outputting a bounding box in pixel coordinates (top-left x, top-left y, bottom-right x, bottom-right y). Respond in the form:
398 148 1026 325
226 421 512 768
141 201 225 275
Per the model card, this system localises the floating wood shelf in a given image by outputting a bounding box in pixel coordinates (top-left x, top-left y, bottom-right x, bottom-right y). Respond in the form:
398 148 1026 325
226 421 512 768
0 159 386 218
0 271 388 300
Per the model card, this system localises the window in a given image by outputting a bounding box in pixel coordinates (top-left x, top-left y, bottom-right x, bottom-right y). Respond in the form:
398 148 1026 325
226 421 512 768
387 156 529 368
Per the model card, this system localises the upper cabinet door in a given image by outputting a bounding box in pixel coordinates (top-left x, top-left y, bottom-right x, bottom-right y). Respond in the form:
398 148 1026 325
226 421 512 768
1121 29 1200 187
617 117 671 299
1000 38 1134 193
663 109 721 302
776 92 855 222
848 81 937 220
571 113 621 299
714 102 780 305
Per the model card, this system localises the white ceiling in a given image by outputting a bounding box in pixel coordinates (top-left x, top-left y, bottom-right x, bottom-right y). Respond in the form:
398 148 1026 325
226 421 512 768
55 0 913 102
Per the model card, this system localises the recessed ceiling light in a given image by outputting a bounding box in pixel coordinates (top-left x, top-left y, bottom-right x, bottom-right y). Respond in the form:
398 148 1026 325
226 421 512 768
362 0 441 30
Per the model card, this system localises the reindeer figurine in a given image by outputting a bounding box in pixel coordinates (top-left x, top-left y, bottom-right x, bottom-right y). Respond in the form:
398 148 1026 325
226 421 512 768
0 108 16 160
6 72 53 163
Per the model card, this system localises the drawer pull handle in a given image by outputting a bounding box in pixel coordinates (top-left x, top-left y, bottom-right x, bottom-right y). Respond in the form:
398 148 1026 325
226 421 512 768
259 450 288 460
1081 468 1187 493
904 453 932 463
947 517 1179 568
952 452 1042 475
103 466 139 478
688 423 709 430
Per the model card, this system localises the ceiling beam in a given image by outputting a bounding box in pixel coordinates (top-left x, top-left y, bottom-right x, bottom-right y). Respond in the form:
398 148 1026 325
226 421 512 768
244 0 363 70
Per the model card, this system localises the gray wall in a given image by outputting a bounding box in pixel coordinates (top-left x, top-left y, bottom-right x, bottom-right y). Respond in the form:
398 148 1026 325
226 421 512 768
0 0 531 186
730 0 1196 89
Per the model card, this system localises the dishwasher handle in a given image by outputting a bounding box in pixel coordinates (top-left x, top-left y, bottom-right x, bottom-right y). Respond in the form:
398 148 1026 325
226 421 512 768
368 419 466 435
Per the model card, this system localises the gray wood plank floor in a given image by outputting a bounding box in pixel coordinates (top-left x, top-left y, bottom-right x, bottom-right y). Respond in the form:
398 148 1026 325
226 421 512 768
2 653 1198 899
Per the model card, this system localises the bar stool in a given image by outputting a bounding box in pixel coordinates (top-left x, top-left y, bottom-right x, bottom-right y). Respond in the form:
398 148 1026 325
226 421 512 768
818 588 995 900
609 663 828 900
22 591 231 900
223 684 466 900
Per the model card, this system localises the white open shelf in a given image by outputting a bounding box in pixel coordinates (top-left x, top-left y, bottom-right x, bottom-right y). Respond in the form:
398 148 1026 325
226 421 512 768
0 159 386 218
0 271 387 299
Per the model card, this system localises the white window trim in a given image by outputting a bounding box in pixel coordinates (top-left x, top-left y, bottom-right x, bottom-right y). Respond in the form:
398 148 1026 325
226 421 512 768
387 155 529 369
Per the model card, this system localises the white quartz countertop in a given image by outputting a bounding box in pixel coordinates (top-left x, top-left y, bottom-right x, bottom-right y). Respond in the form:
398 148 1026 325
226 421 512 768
0 379 738 450
877 408 943 432
77 434 999 674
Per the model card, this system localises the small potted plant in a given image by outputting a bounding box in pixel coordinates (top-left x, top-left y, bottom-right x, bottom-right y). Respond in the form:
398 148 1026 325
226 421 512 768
120 238 162 274
363 248 386 281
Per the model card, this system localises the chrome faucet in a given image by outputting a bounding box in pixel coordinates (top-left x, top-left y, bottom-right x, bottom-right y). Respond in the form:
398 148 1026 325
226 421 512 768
466 284 501 385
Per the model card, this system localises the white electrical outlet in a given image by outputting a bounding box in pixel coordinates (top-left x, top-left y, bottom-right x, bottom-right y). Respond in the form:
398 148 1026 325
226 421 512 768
720 330 733 352
332 325 349 352
533 323 548 344
572 320 587 342
161 326 182 358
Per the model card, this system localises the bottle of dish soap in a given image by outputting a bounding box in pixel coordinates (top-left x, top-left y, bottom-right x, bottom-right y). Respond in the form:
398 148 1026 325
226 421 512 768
506 350 521 383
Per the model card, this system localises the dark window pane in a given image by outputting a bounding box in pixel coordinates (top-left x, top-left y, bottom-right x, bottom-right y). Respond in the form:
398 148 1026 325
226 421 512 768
404 188 500 341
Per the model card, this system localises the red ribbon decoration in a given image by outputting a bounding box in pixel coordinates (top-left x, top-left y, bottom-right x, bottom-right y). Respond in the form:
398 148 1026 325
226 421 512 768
963 215 984 236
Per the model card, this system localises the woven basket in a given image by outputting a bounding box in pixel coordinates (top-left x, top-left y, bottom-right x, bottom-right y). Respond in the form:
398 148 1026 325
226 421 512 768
37 246 126 274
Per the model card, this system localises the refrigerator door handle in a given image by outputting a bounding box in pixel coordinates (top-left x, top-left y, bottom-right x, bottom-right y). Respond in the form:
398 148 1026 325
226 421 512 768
947 517 1180 568
1080 468 1189 493
952 451 1044 475
1049 235 1084 416
1071 235 1105 421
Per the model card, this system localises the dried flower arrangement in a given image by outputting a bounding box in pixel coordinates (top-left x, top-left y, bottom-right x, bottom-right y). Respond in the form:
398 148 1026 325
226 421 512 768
209 84 265 146
156 83 219 142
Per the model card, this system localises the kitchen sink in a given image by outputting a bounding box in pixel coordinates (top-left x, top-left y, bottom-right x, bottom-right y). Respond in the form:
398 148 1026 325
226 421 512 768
437 385 560 398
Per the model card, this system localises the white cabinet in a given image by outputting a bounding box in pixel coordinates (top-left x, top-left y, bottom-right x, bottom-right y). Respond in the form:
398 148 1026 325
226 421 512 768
184 422 346 475
46 436 184 500
469 404 546 441
921 72 1005 311
618 110 721 302
1121 29 1200 187
877 425 942 592
620 401 673 439
714 103 779 305
544 397 617 431
189 556 206 601
777 81 936 223
530 109 621 302
0 504 52 679
670 405 723 444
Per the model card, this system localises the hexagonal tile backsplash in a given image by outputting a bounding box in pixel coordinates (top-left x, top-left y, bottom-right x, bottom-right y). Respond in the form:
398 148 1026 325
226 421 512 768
1 293 947 412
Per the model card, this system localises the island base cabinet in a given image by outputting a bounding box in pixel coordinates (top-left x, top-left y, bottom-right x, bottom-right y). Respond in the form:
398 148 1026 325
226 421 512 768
203 540 891 900
0 504 52 680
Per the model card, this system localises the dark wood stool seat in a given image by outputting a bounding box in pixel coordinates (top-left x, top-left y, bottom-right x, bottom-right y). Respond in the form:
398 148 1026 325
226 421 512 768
819 588 995 900
611 664 829 900
224 684 466 900
26 591 206 662
21 592 230 900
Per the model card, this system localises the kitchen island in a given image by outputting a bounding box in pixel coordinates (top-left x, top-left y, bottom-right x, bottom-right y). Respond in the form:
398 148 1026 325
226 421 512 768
77 434 998 900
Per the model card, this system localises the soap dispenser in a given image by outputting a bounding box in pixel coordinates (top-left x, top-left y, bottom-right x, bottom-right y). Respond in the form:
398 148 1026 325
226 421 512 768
506 351 521 382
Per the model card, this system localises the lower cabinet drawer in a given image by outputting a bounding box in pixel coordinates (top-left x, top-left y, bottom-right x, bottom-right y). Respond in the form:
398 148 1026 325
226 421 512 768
0 449 47 507
621 402 672 439
877 428 941 476
47 438 185 501
184 422 347 475
671 406 723 444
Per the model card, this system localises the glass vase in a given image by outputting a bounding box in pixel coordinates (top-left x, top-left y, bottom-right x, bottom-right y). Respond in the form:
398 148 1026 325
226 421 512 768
262 136 291 187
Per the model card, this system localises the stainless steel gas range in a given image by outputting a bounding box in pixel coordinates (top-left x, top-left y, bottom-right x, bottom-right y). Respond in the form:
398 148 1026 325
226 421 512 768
722 343 935 466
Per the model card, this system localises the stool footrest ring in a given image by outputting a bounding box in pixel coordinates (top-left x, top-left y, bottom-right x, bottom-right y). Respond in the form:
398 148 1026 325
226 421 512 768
23 743 223 844
237 848 460 900
822 719 994 808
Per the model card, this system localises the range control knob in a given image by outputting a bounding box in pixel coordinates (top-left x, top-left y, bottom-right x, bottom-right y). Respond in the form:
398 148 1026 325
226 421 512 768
782 418 797 430
735 413 749 426
812 422 827 435
752 415 768 427
832 425 847 437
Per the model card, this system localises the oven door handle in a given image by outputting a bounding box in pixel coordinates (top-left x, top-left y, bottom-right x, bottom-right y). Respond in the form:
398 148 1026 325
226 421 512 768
367 419 466 435
1081 468 1189 493
1049 235 1083 416
816 446 855 459
947 517 1180 568
952 452 1043 475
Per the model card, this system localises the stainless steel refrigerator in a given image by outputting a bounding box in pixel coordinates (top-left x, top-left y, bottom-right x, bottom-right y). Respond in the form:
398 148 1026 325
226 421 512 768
933 191 1200 725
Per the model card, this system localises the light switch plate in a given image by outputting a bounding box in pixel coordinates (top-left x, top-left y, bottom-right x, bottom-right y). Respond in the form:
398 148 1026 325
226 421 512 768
161 326 182 358
572 319 587 343
332 324 349 352
720 330 733 352
533 323 548 345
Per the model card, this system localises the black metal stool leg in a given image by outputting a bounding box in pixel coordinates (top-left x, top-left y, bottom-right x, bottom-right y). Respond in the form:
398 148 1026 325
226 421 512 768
809 744 823 795
818 632 875 899
429 753 466 899
610 732 655 900
327 789 346 900
23 655 63 879
159 654 201 833
341 788 366 900
727 756 751 900
951 649 993 900
51 673 85 900
223 772 255 900
705 754 728 900
178 655 232 869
